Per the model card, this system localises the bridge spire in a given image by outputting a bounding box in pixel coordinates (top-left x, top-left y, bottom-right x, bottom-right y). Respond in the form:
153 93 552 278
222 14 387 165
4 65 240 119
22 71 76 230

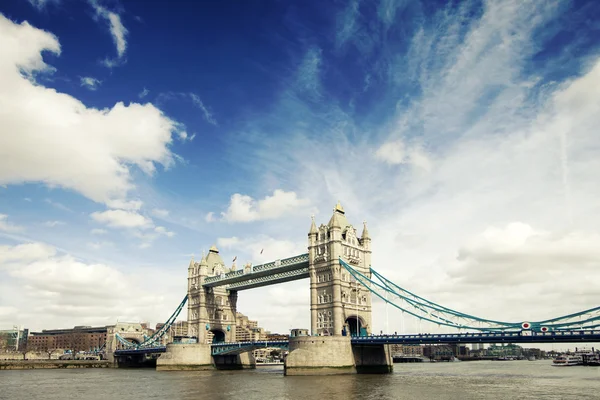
309 214 317 235
361 221 370 240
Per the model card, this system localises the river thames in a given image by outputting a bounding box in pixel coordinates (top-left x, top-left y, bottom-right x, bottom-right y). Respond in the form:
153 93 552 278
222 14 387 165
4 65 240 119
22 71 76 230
1 361 599 400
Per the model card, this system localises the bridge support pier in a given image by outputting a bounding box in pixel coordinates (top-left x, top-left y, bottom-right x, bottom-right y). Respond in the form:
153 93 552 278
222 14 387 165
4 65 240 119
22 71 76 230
213 352 256 370
156 343 214 371
156 343 257 371
352 344 393 374
284 336 393 375
284 336 356 375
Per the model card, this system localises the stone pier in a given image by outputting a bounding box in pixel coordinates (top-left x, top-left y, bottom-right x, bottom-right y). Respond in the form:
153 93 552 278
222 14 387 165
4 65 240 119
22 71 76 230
352 343 394 374
284 336 356 375
156 343 256 371
156 344 214 371
284 336 393 375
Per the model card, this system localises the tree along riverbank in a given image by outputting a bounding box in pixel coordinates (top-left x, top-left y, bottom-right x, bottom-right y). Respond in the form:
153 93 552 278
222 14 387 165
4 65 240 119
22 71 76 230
0 360 111 370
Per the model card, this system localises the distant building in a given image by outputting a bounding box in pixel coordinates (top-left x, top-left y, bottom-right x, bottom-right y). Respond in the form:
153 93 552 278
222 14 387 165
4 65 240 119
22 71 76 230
423 345 454 360
265 333 289 341
28 326 106 353
236 312 267 341
290 328 309 337
486 343 522 358
0 327 29 351
390 344 423 357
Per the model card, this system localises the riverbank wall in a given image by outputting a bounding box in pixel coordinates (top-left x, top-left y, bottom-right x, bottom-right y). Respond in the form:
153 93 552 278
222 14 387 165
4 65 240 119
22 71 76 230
0 360 111 370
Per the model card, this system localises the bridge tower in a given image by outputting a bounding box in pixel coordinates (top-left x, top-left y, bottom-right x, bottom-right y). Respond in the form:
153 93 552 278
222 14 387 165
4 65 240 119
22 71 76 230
187 246 238 344
308 202 372 337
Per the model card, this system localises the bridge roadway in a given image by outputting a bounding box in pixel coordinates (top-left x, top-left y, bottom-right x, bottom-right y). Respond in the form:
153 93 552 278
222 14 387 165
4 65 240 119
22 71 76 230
114 329 600 356
202 253 309 290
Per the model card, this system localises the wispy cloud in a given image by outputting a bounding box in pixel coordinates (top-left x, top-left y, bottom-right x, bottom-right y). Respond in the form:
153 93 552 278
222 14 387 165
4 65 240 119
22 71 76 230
138 87 149 98
156 92 217 126
42 220 66 228
0 214 24 233
228 0 600 327
27 0 60 10
80 76 102 90
89 0 128 67
295 47 322 98
189 93 218 126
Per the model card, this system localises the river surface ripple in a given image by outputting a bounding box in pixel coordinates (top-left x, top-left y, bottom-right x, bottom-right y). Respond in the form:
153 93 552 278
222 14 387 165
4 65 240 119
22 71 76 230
1 361 599 400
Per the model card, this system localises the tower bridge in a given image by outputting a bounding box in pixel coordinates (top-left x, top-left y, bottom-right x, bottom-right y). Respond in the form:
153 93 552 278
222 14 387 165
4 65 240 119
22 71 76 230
109 203 600 374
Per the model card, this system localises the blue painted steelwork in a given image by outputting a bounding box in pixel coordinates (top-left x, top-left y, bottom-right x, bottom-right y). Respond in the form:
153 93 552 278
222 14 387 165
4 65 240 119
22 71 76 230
351 330 600 344
339 258 600 332
211 340 289 355
114 346 166 356
203 253 309 291
115 294 188 349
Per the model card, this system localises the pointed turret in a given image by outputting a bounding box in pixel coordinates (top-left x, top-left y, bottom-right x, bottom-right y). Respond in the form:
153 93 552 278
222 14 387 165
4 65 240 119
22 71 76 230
361 221 370 240
188 256 195 269
200 251 208 266
328 201 349 229
309 215 318 235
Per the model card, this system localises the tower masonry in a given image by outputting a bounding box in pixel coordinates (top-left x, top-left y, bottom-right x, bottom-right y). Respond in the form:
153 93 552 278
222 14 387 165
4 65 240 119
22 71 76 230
187 246 238 344
308 202 372 337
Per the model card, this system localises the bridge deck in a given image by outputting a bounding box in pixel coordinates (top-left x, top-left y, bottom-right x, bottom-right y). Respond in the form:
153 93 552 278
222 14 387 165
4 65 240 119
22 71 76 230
114 330 600 356
203 253 309 290
352 330 600 344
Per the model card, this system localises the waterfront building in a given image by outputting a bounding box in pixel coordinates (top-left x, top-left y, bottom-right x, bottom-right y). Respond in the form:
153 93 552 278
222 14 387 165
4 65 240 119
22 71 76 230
0 327 29 351
28 326 106 353
423 345 454 360
486 343 523 358
390 344 423 357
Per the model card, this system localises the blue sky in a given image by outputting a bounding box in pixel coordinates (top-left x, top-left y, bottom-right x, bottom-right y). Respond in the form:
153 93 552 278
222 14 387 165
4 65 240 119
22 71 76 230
1 0 600 338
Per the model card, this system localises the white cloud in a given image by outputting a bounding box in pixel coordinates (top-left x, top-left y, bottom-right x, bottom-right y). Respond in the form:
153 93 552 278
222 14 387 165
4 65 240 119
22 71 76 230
375 139 433 171
87 241 113 250
42 220 65 228
151 208 169 218
89 0 128 60
80 76 101 90
0 241 180 331
0 15 181 206
138 87 149 98
90 209 152 229
154 226 175 238
106 199 143 210
221 190 310 223
204 212 215 223
217 235 305 264
90 228 107 235
0 214 24 233
0 242 55 264
450 223 600 286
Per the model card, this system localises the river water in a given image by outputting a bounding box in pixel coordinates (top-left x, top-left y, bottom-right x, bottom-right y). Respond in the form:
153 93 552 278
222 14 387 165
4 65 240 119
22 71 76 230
1 361 599 400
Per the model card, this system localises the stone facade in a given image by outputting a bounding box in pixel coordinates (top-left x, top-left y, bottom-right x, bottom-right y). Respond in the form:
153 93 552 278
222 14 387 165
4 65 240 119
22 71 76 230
308 202 372 337
187 246 238 344
284 336 356 375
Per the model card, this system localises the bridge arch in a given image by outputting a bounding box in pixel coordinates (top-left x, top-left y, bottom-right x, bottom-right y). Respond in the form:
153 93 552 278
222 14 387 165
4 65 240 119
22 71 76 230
211 329 226 343
345 316 366 337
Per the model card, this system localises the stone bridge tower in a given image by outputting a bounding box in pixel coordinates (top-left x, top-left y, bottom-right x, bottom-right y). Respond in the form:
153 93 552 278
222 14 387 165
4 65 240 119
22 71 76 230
187 246 238 344
308 202 372 337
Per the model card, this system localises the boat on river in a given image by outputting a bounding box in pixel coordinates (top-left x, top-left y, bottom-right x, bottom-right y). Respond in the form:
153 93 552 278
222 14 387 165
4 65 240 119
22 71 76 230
552 355 583 366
